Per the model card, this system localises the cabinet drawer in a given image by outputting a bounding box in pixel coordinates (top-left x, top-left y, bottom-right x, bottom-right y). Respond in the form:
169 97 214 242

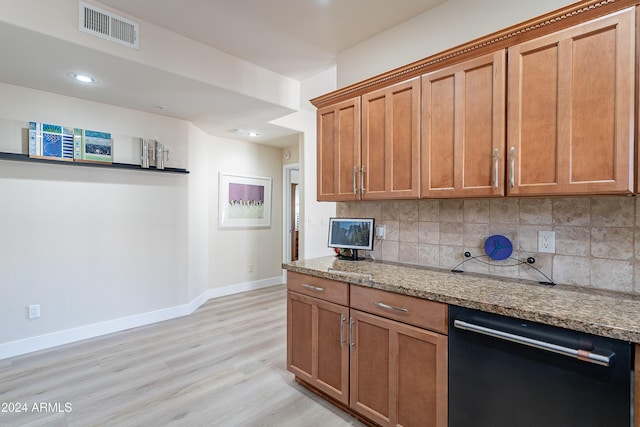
287 271 349 305
350 285 448 334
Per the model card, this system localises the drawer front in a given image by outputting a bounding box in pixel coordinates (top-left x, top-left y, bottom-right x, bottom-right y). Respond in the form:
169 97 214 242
350 285 448 334
287 271 349 305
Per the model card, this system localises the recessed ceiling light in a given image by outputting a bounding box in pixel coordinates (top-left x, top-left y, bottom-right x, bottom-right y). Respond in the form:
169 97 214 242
67 72 98 84
233 128 261 137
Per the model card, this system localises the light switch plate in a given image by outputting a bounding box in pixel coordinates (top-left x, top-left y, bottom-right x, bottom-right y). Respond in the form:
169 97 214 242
28 304 40 319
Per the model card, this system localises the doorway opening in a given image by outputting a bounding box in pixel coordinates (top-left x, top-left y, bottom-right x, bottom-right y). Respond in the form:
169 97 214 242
283 163 300 263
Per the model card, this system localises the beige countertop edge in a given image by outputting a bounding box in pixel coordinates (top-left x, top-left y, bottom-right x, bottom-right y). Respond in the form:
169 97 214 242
283 258 640 344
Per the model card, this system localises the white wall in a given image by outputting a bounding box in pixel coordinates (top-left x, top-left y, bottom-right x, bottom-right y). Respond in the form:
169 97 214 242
0 83 188 347
196 134 284 289
272 66 339 260
337 0 577 86
0 83 284 359
187 125 211 302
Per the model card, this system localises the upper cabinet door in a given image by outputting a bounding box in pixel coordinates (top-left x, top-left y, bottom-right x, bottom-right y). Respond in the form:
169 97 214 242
317 97 362 201
507 8 635 196
421 51 506 198
361 77 421 200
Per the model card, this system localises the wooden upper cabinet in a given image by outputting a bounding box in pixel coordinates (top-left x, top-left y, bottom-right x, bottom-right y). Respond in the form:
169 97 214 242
421 51 506 198
362 77 421 200
507 8 635 196
317 97 361 201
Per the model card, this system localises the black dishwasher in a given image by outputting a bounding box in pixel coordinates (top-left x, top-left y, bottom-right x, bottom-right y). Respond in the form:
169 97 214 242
448 306 632 427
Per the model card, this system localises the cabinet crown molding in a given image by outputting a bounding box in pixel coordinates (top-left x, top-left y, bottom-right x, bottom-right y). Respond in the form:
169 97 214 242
311 0 637 109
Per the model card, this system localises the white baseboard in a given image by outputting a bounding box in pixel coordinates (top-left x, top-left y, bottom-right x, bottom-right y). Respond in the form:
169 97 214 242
0 275 285 361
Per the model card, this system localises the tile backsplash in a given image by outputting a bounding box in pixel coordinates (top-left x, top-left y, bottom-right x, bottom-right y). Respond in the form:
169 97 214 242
337 197 640 294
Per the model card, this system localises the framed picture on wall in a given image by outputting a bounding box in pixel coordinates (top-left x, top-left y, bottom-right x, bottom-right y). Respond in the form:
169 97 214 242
219 173 272 228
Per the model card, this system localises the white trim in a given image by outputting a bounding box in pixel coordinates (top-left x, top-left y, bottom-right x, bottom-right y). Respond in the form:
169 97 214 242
202 275 284 300
0 275 285 361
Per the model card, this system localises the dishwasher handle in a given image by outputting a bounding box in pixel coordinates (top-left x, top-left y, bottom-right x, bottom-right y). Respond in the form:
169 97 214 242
454 319 613 367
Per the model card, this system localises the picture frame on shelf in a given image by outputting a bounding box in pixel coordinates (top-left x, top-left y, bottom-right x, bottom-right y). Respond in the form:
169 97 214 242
29 122 112 164
219 173 272 229
28 122 74 162
78 129 112 163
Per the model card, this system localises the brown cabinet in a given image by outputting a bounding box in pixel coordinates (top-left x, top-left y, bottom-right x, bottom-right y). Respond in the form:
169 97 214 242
287 271 349 305
287 274 350 404
362 77 421 200
349 286 448 427
421 51 506 198
287 273 448 426
313 3 638 201
349 309 448 427
316 97 361 201
350 284 448 334
316 77 420 202
507 9 635 196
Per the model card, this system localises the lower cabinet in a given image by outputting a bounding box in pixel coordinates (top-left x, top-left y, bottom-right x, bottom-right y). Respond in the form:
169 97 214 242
287 273 448 427
349 309 448 427
287 291 350 404
287 272 349 405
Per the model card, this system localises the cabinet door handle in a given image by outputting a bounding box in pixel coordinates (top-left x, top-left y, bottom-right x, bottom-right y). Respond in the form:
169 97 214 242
349 317 355 347
353 166 357 195
375 301 408 313
509 146 515 188
360 165 366 196
340 314 346 345
493 148 499 188
301 283 323 292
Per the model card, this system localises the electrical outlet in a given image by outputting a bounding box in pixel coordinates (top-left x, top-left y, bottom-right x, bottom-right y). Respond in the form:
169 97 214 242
376 225 386 240
28 304 40 319
538 231 556 254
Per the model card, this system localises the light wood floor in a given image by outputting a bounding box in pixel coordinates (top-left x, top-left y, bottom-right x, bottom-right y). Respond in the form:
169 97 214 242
0 285 366 427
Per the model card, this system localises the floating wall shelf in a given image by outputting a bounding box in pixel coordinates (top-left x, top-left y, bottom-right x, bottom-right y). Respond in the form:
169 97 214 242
0 152 189 174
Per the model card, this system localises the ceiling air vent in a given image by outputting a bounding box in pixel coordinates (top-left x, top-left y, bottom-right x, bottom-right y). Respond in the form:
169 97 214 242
79 1 139 49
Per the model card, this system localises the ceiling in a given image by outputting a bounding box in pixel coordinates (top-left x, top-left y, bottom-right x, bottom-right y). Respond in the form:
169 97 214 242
0 0 446 147
98 0 446 81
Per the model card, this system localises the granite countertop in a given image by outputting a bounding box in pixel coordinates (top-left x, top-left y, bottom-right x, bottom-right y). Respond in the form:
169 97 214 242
283 256 640 344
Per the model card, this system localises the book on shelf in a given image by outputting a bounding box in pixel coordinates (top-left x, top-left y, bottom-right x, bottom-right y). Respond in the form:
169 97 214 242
29 121 112 164
79 129 112 164
29 122 74 162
